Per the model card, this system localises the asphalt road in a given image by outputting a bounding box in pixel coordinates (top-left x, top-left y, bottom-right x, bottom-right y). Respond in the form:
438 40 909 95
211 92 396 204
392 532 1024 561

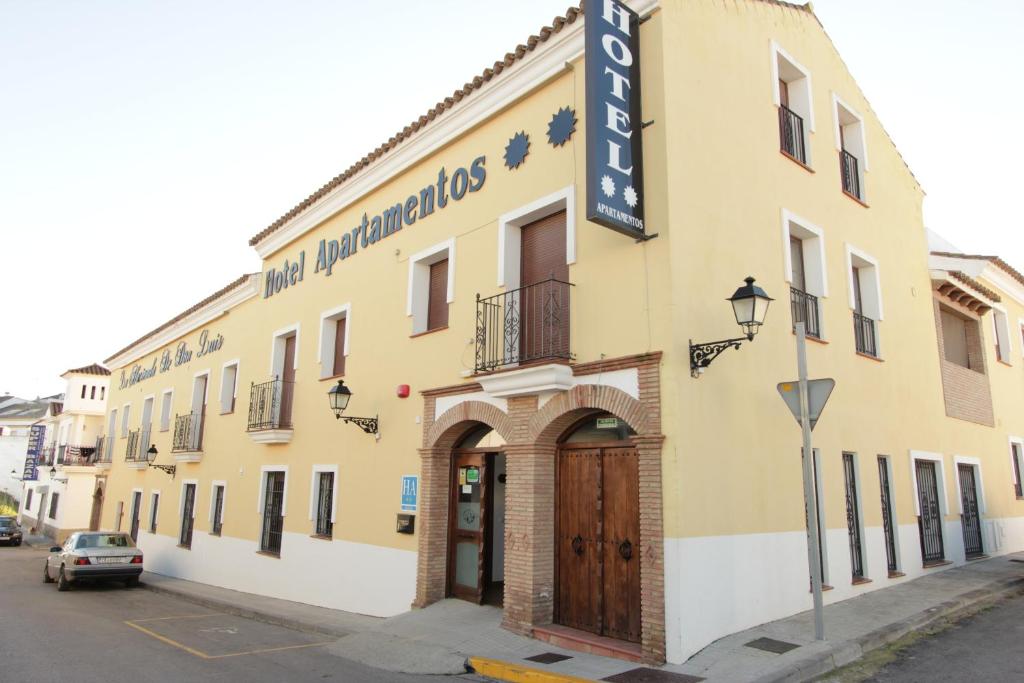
863 594 1024 682
0 544 483 683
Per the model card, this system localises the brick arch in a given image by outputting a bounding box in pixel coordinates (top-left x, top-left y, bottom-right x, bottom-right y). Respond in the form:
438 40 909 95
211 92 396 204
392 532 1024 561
425 400 515 449
529 384 653 446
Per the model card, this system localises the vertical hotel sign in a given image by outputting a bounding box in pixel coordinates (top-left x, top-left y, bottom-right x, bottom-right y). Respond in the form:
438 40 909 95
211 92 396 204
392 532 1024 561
585 0 645 238
23 424 44 481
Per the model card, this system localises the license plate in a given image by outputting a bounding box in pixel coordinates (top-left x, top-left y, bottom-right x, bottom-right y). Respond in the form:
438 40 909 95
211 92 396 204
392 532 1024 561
96 556 126 564
0 535 8 539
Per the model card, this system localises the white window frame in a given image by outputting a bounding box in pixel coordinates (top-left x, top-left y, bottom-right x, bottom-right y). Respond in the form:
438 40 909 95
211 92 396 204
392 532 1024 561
317 304 351 379
120 403 131 437
141 394 155 429
991 306 1011 364
909 450 950 560
149 490 160 533
782 209 829 336
219 360 240 414
159 389 174 432
771 41 815 164
108 408 118 441
257 465 289 517
1008 437 1024 497
832 93 869 199
308 465 339 526
846 244 884 355
496 185 577 289
178 479 199 525
406 238 455 334
269 324 300 378
129 487 144 527
208 480 227 530
191 369 210 413
1017 318 1024 359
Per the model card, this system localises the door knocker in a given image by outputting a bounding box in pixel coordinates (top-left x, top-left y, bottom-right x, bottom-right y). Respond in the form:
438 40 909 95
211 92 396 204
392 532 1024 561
618 539 633 561
571 535 584 556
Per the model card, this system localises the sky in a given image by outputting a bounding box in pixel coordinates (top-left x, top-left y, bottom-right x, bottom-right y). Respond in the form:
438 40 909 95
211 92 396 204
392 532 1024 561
1 0 1021 399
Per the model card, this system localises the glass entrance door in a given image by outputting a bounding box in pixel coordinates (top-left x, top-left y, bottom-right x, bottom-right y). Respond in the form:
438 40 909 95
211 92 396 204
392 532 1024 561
448 452 487 602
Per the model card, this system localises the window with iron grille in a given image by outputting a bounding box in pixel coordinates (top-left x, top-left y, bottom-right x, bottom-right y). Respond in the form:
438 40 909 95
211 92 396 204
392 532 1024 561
842 453 864 579
48 493 59 520
149 492 160 533
878 456 899 573
260 471 285 555
180 483 196 549
315 472 334 538
774 45 813 166
211 485 225 536
834 95 867 201
1011 443 1023 498
848 250 882 358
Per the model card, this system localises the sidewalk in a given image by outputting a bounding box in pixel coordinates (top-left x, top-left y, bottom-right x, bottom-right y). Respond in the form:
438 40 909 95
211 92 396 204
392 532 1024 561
140 552 1024 682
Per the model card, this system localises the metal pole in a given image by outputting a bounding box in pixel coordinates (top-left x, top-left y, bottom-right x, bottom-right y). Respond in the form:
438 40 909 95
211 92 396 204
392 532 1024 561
796 322 825 640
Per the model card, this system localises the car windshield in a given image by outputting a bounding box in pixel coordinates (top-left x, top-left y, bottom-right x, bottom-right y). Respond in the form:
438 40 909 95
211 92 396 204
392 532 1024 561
75 534 133 549
0 519 17 529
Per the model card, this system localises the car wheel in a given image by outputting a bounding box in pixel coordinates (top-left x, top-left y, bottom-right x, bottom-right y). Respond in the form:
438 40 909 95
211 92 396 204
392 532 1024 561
43 562 54 583
14 540 21 546
125 577 140 588
57 566 71 592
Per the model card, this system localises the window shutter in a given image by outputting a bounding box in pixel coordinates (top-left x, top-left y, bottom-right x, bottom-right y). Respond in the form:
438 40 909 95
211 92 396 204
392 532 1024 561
427 259 449 330
333 318 347 376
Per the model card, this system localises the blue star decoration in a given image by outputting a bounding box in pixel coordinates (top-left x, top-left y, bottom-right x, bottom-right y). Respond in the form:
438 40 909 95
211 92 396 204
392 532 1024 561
547 107 577 147
503 131 530 170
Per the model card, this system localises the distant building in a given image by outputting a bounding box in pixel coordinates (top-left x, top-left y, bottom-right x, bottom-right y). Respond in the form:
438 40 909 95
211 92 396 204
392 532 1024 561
0 395 56 503
20 365 110 541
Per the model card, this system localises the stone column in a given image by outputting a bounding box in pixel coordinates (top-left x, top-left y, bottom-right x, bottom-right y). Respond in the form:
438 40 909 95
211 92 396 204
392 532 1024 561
413 446 450 608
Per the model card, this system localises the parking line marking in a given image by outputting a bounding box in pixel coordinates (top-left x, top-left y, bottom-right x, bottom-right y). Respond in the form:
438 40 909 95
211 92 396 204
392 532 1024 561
203 641 335 659
130 614 223 624
124 620 213 659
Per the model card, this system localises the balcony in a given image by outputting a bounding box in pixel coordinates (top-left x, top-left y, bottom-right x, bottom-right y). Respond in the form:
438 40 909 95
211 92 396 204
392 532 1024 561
474 278 574 373
779 104 806 164
94 436 112 468
57 444 99 467
853 312 878 357
172 412 204 460
790 287 820 339
40 445 55 467
841 149 862 200
246 378 294 444
125 429 148 469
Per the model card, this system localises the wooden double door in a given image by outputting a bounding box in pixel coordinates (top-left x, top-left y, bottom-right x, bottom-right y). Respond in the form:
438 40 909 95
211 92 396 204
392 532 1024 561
556 444 641 643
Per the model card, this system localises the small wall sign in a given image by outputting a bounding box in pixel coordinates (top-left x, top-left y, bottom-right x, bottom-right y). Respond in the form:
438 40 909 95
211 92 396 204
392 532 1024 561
596 417 619 429
401 475 418 512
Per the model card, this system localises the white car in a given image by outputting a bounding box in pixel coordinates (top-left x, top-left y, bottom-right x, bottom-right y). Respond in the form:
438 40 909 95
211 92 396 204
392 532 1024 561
43 532 143 591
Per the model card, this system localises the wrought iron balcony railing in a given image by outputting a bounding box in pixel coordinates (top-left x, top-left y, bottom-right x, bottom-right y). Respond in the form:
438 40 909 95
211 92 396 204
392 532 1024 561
58 444 98 466
172 412 204 452
779 104 806 163
40 445 55 467
790 287 820 339
841 149 861 199
474 277 574 373
94 436 111 464
125 429 142 462
247 378 294 431
853 312 877 357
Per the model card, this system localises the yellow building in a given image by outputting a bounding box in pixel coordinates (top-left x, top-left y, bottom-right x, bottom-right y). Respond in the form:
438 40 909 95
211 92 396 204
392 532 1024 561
95 0 1024 665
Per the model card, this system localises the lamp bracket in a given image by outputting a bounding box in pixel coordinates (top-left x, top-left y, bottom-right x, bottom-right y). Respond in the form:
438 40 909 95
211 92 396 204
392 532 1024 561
148 463 177 479
689 336 750 378
335 414 379 435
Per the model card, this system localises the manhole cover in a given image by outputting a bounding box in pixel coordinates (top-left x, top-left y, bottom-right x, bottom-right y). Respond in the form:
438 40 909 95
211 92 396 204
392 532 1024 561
602 668 705 683
525 652 573 664
744 637 800 654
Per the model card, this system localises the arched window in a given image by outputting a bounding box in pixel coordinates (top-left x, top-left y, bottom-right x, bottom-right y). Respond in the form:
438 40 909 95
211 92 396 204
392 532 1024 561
560 411 636 444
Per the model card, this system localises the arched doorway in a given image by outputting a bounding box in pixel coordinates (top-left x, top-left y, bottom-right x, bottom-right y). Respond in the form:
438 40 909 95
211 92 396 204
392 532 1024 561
448 424 507 606
554 411 641 643
89 483 104 531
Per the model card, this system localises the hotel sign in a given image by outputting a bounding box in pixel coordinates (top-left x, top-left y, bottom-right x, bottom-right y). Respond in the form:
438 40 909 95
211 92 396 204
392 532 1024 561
585 0 645 238
118 329 225 389
23 424 45 481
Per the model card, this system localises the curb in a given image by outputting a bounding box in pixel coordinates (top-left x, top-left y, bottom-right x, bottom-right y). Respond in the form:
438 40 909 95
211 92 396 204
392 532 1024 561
140 579 351 639
752 575 1024 683
469 657 596 683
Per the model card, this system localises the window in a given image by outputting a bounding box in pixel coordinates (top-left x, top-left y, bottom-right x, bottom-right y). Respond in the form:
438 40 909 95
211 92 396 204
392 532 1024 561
992 308 1011 364
801 448 828 586
90 386 96 400
407 239 454 335
220 362 239 414
101 387 105 400
311 469 336 538
833 95 867 201
940 307 978 370
149 492 160 533
259 470 286 555
160 390 173 432
842 453 865 580
120 404 131 437
877 456 899 574
846 246 882 357
49 493 59 519
912 452 948 565
179 483 196 549
773 43 814 166
1011 442 1024 498
80 385 86 399
210 483 225 535
318 305 351 379
783 211 828 339
26 489 33 510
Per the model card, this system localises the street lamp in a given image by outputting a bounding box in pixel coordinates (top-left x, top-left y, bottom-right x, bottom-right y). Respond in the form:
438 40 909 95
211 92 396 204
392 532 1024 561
689 276 773 377
146 445 177 478
327 380 379 435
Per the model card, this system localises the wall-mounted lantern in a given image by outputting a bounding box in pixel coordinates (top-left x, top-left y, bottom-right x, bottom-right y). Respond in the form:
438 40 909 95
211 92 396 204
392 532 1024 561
147 445 177 478
49 466 57 478
328 380 379 436
689 276 773 378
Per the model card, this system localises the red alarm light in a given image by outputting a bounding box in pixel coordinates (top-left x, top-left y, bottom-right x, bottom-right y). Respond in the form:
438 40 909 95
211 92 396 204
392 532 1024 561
397 384 410 398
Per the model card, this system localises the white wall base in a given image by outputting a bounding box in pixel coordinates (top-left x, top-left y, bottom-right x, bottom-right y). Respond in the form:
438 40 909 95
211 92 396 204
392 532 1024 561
664 516 1024 664
137 530 416 617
